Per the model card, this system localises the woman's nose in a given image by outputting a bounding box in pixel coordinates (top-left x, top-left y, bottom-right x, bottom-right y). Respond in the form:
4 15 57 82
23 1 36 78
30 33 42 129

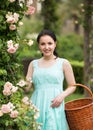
45 45 49 49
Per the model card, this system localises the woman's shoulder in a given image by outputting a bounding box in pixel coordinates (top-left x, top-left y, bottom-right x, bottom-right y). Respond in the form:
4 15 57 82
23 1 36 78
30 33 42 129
58 57 69 63
58 57 69 62
61 58 72 71
32 58 41 63
28 59 38 67
58 58 71 68
31 58 42 67
31 59 38 63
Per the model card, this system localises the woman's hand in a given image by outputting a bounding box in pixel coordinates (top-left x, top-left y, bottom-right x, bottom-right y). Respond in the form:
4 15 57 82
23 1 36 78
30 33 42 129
50 93 64 108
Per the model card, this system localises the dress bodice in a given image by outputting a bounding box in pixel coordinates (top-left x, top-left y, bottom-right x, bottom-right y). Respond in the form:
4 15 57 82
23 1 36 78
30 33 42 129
32 58 64 91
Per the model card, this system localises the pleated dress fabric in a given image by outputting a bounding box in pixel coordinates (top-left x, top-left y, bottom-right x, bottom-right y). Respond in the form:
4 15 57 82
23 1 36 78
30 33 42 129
31 58 68 130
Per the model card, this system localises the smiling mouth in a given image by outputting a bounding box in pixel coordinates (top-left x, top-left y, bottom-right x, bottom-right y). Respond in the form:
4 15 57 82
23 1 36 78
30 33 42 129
44 51 50 53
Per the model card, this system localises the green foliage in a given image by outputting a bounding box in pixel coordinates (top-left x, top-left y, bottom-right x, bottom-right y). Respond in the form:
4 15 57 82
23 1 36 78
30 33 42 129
57 34 84 61
65 93 84 102
19 39 41 59
18 16 44 38
71 60 84 84
41 0 61 33
0 0 26 85
82 1 93 30
0 0 41 129
0 0 27 40
18 33 84 62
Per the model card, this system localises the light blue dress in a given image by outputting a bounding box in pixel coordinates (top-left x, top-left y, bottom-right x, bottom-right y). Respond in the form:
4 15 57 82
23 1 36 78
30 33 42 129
31 58 68 130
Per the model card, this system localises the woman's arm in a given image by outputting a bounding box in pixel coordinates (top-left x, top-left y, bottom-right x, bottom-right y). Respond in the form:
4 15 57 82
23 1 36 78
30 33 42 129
25 61 33 92
51 59 76 108
62 59 76 97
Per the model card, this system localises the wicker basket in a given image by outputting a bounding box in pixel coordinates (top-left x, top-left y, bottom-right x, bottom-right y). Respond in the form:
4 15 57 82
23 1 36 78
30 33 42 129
65 84 93 130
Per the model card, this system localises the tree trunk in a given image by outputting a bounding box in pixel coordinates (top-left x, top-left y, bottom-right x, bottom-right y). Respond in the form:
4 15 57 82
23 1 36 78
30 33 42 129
83 0 93 96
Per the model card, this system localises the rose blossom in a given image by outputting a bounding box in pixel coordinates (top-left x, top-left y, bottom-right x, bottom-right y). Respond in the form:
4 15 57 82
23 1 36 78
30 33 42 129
4 81 13 90
3 88 12 96
25 6 35 15
11 86 18 93
6 12 12 19
7 46 17 54
27 0 33 6
22 96 30 105
19 21 23 26
6 12 19 24
13 13 19 23
6 16 15 24
27 39 33 46
9 24 16 30
7 40 19 54
14 43 19 49
17 79 27 87
10 110 19 118
7 102 15 111
1 104 11 113
7 40 13 48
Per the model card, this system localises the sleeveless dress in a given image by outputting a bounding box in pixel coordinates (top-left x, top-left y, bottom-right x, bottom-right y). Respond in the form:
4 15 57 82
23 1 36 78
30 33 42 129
31 58 68 130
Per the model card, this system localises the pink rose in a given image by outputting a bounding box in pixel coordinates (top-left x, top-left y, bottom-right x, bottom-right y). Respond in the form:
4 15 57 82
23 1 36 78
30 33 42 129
9 24 16 30
4 82 13 90
3 88 12 96
17 79 27 87
22 96 30 105
7 46 17 54
25 6 35 15
10 110 19 118
13 13 19 23
7 102 15 111
7 40 13 48
1 104 11 113
7 16 15 24
11 86 18 93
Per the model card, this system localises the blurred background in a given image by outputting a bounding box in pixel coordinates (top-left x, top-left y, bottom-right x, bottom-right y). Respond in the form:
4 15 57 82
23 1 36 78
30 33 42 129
18 0 93 98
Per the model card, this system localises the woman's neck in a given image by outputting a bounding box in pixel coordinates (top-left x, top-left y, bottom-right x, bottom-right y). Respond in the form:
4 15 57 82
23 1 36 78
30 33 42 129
43 55 57 61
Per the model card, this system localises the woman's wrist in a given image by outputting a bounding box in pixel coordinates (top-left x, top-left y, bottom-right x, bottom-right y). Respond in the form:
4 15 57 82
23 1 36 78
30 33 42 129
62 86 76 99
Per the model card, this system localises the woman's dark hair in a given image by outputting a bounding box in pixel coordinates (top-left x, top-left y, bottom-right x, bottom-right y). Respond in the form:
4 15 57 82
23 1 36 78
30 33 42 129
37 29 58 57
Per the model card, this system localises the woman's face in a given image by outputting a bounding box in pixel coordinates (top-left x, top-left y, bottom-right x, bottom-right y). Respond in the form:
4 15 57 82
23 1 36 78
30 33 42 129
38 35 56 57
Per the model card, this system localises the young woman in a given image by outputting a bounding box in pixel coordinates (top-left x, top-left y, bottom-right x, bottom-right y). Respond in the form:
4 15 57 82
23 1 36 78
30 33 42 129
26 29 76 130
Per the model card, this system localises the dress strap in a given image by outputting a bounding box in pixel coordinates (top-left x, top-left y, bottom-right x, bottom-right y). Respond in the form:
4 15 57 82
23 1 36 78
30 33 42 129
57 58 65 69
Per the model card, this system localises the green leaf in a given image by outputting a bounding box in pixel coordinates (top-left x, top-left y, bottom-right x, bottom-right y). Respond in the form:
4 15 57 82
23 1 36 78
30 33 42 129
0 69 7 76
0 15 4 22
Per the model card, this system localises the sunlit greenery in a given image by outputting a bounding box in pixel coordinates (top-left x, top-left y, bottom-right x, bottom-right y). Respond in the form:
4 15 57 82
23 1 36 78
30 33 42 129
65 93 84 102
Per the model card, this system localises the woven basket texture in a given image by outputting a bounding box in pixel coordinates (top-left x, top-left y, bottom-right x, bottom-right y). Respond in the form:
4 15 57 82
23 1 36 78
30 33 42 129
65 84 93 130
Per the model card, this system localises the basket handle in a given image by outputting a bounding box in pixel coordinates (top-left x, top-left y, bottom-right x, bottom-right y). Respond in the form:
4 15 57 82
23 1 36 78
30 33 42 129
72 83 93 98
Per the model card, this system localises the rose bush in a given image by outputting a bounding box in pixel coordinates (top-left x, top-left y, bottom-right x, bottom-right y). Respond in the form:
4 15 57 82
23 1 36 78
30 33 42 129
0 0 41 129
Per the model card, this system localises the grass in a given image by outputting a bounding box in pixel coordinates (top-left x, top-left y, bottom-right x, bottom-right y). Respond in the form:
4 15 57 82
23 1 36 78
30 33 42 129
65 93 84 102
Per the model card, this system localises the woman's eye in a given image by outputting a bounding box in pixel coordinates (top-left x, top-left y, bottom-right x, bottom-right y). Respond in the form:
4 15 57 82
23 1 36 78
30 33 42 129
48 42 52 45
39 42 53 46
40 42 45 46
